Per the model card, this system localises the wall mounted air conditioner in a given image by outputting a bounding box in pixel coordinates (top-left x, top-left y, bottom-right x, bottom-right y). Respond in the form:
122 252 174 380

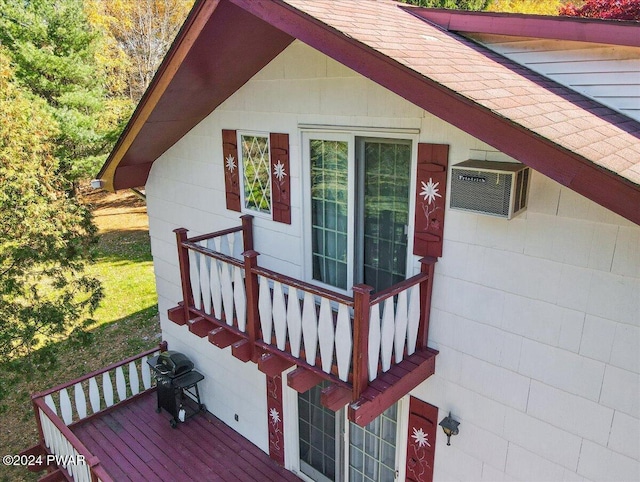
450 160 530 219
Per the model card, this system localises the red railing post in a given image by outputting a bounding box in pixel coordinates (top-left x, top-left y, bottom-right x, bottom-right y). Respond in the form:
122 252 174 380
174 228 194 323
417 257 437 350
243 249 261 362
352 284 374 400
241 215 254 251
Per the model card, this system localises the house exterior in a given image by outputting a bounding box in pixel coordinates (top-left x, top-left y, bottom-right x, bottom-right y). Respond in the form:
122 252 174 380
97 1 640 481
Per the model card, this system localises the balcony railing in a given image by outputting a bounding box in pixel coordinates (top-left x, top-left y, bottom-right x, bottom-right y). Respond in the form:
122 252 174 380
172 216 437 419
28 345 163 481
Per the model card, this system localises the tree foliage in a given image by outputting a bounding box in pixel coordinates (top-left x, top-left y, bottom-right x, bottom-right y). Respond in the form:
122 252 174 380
398 0 492 10
559 0 640 19
86 0 195 102
0 0 128 182
0 50 102 360
488 0 565 15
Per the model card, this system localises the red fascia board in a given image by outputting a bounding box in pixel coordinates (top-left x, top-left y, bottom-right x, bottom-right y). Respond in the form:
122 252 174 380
229 0 640 225
405 7 640 47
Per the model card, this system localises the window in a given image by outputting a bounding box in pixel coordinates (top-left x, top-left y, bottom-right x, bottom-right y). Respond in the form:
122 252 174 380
240 134 272 215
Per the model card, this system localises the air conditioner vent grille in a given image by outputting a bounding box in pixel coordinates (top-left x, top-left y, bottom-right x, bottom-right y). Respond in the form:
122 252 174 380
450 160 530 219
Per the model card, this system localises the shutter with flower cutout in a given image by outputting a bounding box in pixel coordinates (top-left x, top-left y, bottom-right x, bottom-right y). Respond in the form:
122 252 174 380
269 133 291 224
222 129 241 212
413 143 449 258
406 397 438 482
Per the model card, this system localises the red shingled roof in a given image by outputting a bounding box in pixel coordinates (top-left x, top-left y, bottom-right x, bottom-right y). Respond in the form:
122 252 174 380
99 0 640 224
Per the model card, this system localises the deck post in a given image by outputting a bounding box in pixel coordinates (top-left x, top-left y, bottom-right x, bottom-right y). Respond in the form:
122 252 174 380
174 228 194 323
352 284 373 400
241 215 254 251
243 249 261 362
417 257 437 350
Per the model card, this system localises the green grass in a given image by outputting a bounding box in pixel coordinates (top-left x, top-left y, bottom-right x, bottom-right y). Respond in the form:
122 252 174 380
0 226 160 482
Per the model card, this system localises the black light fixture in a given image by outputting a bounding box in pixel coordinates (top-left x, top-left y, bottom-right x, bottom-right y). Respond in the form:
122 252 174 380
439 412 460 446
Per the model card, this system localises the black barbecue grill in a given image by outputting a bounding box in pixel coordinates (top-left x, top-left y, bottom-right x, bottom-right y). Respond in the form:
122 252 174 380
147 351 205 428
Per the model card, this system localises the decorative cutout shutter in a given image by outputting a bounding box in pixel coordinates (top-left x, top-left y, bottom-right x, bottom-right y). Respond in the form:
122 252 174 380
269 133 291 224
413 143 449 258
266 374 285 465
406 397 438 482
222 129 241 212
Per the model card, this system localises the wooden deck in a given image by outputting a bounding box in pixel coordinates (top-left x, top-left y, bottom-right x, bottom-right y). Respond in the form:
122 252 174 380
71 390 301 481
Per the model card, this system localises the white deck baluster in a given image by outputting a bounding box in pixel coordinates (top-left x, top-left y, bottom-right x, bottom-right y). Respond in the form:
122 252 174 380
380 298 395 372
103 372 114 408
272 282 287 350
287 287 302 357
258 276 273 344
116 366 127 402
199 241 212 314
129 361 140 395
394 291 408 363
59 389 73 425
318 298 335 374
406 284 420 355
220 259 234 325
368 304 381 381
188 250 202 310
302 292 318 365
334 304 352 381
88 377 100 413
74 383 87 419
141 357 152 390
233 266 247 331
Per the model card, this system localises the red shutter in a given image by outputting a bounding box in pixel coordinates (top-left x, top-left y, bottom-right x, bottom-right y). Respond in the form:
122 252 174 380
406 397 438 482
413 143 449 258
270 133 291 224
266 374 285 465
222 129 241 212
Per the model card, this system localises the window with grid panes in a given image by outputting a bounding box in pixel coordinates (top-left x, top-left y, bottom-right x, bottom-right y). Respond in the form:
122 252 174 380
240 134 272 214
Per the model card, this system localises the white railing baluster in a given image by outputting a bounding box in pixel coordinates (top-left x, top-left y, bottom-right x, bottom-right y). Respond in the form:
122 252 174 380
233 266 247 331
258 276 273 343
272 282 287 350
368 304 381 381
115 366 127 402
380 298 395 372
406 284 420 355
318 298 335 374
74 383 87 420
45 394 57 415
59 389 73 425
209 256 223 319
102 372 114 408
287 287 302 357
219 234 230 256
199 241 212 314
220 257 234 325
129 361 140 396
233 231 243 259
141 357 152 390
302 292 318 365
394 291 408 364
188 249 202 311
88 377 100 413
335 304 352 382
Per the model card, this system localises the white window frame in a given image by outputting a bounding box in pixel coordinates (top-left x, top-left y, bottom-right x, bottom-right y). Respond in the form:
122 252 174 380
237 130 273 220
301 128 420 295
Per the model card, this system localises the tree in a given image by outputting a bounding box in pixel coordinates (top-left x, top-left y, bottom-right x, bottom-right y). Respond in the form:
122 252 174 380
0 0 128 182
559 0 640 20
398 0 492 11
488 0 564 15
86 0 195 102
0 50 103 361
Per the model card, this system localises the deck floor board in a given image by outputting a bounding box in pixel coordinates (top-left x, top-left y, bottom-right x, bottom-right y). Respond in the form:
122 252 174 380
72 390 301 482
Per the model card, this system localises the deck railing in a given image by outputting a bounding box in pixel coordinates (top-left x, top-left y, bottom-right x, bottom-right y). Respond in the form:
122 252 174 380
30 345 163 481
175 216 436 400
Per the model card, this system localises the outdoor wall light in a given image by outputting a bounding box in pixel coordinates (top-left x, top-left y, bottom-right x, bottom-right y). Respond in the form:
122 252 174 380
439 412 460 446
90 179 105 189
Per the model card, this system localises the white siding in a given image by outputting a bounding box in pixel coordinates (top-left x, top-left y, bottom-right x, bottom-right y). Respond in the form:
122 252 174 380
145 40 640 481
467 34 640 122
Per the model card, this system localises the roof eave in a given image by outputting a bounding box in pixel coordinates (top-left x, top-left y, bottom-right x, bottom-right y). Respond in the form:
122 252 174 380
404 7 640 47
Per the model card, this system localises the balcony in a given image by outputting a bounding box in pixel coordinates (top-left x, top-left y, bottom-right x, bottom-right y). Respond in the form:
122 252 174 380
170 216 438 426
23 345 301 482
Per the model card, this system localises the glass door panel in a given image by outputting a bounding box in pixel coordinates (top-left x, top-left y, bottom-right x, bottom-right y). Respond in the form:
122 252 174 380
299 383 342 481
360 140 411 292
310 139 350 290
